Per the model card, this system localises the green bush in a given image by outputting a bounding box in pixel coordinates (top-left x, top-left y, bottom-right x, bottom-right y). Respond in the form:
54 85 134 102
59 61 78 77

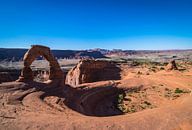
174 88 184 93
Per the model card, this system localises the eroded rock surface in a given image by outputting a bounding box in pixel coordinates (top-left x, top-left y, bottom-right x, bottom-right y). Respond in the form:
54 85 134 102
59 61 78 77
17 45 64 85
65 59 121 86
166 60 178 71
1 54 192 130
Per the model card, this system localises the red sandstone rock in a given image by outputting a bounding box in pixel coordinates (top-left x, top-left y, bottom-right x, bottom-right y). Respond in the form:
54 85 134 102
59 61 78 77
65 59 120 86
166 60 178 71
16 45 64 86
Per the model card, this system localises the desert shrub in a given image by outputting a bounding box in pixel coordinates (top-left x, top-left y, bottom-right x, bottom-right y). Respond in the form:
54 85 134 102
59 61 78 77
174 88 191 93
118 94 124 103
117 93 128 113
150 68 156 72
175 88 184 93
144 101 151 105
137 71 142 75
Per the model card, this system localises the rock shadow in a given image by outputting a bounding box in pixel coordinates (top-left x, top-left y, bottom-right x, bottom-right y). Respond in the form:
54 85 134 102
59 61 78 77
30 81 125 117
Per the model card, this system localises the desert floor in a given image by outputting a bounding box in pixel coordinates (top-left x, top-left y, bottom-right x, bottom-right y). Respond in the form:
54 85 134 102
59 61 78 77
0 65 192 130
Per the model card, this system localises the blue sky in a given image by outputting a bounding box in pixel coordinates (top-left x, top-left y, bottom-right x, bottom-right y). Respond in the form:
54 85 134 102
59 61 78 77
0 0 192 50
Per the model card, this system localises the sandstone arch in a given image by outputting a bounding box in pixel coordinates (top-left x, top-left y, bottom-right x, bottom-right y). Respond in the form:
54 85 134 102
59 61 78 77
17 45 64 85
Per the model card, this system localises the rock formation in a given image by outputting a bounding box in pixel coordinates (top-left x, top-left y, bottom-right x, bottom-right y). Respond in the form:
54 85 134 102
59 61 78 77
16 45 64 85
0 70 20 83
166 60 178 71
65 59 120 86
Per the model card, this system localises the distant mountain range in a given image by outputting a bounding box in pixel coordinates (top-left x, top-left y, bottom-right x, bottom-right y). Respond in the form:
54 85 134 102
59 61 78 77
0 48 106 61
0 48 191 61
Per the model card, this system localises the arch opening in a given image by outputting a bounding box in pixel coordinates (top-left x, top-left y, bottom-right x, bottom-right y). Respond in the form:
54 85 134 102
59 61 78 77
31 56 50 83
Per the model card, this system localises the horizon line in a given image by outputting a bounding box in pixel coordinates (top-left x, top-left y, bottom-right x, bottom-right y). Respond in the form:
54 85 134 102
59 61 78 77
0 46 192 51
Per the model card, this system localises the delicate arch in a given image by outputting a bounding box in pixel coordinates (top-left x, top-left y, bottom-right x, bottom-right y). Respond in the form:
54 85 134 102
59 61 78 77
17 45 64 84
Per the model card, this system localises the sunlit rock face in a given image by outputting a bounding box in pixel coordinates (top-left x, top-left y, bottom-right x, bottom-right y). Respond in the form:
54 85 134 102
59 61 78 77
166 60 178 71
16 45 64 86
65 59 121 86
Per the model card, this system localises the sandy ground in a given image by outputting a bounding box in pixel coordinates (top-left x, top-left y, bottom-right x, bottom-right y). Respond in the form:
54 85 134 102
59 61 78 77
0 66 192 130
